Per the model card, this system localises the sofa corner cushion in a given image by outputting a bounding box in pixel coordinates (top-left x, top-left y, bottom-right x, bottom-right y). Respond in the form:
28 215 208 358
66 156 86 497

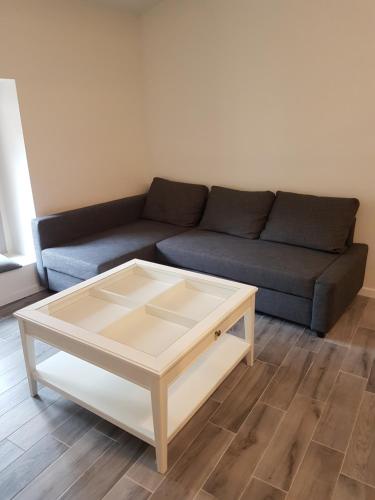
42 219 187 281
142 177 208 227
156 229 339 299
199 186 275 239
260 191 359 253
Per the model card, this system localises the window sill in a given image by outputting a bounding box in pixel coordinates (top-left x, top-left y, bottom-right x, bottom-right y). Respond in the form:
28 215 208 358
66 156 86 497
5 253 36 267
0 259 43 306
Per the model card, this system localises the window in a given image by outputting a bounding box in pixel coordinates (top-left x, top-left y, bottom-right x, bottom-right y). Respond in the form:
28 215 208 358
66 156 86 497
0 79 35 260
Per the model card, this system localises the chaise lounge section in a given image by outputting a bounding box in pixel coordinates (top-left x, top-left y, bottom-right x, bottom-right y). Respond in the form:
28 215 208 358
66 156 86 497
32 178 368 336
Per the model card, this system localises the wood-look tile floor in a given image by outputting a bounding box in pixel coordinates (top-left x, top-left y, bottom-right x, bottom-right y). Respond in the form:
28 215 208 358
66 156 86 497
1 292 375 499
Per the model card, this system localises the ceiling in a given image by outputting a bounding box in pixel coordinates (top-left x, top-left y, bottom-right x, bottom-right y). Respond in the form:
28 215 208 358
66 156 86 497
92 0 162 14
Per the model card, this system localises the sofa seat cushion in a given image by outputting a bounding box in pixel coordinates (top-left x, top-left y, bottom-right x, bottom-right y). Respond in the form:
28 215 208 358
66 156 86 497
42 220 187 281
156 229 340 299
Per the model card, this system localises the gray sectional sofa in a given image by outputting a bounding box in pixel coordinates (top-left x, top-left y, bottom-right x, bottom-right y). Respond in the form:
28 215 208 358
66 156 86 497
32 177 368 336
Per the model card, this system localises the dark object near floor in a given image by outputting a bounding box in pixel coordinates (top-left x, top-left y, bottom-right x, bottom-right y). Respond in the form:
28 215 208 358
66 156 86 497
0 254 21 273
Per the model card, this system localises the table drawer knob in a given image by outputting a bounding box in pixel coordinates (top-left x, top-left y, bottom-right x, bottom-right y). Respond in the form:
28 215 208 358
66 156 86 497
215 329 222 338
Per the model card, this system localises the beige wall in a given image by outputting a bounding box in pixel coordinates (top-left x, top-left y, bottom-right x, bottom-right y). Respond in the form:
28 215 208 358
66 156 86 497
141 0 375 290
0 0 147 215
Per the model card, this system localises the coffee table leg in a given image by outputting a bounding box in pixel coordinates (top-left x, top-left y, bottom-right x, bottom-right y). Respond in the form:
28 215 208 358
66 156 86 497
151 379 168 473
19 321 38 397
244 296 255 366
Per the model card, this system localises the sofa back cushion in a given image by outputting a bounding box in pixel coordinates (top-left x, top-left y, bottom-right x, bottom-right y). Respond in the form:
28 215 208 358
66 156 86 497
260 191 359 253
199 186 275 239
142 177 208 227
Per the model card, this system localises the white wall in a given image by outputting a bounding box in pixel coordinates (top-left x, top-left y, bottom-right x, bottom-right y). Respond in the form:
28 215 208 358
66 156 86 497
0 0 148 216
141 0 375 290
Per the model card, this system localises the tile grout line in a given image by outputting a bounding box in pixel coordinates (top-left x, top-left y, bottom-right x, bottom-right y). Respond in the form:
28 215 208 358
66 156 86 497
93 427 125 445
298 342 323 355
50 435 72 449
253 364 333 497
219 344 304 442
3 394 64 443
331 385 369 495
326 323 358 350
151 421 236 498
208 361 250 412
257 322 305 367
273 397 327 496
128 402 224 495
325 297 368 347
293 335 327 396
0 351 26 375
297 338 348 401
339 368 368 381
242 476 288 500
339 471 375 491
204 421 237 435
7 397 77 451
210 370 248 404
253 320 285 361
220 359 284 434
304 348 371 495
125 475 154 494
208 362 252 424
83 439 150 499
185 421 237 500
4 437 25 453
258 401 288 414
282 360 344 496
193 490 214 500
313 350 345 407
3 429 75 499
0 372 28 397
124 445 155 488
238 403 289 499
126 401 224 490
6 417 73 455
260 346 316 411
55 434 115 500
310 438 345 455
256 358 280 369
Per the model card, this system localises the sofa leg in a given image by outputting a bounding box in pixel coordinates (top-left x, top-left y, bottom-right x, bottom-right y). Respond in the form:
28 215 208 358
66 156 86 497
316 331 326 338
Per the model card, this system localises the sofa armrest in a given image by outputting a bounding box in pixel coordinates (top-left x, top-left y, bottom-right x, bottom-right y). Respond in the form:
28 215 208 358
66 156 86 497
311 243 368 333
32 194 146 286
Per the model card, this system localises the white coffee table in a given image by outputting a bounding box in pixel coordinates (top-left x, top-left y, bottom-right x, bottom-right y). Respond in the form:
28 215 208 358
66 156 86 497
15 259 257 473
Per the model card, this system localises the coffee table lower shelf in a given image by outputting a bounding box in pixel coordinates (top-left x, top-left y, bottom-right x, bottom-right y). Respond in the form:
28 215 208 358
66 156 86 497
34 334 248 446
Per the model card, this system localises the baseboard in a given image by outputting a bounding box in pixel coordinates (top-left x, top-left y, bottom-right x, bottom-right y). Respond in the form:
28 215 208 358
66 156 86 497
0 263 44 307
359 287 375 299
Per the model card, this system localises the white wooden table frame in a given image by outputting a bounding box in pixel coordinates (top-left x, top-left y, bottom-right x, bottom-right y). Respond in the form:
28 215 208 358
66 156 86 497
15 259 257 473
